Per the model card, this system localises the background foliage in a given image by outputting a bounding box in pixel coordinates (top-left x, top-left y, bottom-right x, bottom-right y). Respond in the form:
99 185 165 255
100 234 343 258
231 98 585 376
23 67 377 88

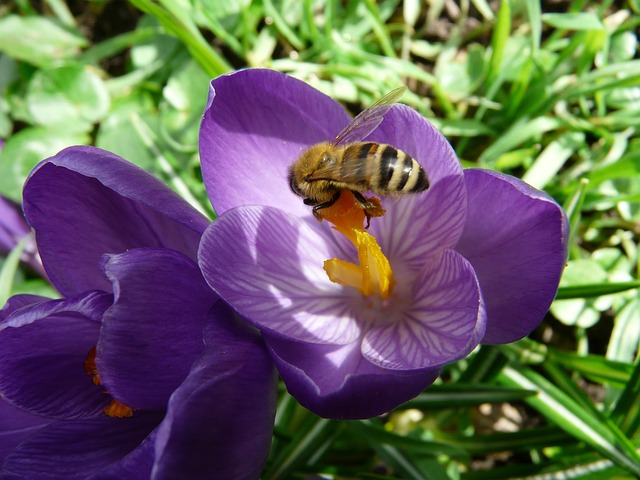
1 0 639 478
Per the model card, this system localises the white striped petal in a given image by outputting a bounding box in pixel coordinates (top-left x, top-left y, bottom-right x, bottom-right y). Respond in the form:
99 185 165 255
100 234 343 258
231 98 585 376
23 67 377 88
370 176 467 271
199 206 362 345
362 249 486 370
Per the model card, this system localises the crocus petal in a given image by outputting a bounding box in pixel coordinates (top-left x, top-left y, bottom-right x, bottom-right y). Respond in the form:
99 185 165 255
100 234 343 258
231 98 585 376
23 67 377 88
200 69 352 217
265 333 440 419
0 399 51 462
88 430 157 480
369 175 467 272
0 196 29 254
0 294 49 323
152 303 277 480
455 169 569 344
199 206 362 345
362 249 486 370
97 248 218 410
0 197 45 276
0 292 113 419
366 106 467 262
0 413 161 480
368 104 463 185
23 146 209 296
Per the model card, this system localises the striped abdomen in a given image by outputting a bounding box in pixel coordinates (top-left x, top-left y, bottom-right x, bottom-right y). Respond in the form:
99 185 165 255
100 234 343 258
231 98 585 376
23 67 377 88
340 142 429 194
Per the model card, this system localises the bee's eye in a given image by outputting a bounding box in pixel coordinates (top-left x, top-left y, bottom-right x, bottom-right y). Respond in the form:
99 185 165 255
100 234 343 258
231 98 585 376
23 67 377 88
320 153 334 167
289 170 302 196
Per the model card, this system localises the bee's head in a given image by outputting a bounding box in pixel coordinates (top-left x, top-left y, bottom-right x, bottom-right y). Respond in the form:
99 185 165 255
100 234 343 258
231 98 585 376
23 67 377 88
289 142 332 197
288 167 305 197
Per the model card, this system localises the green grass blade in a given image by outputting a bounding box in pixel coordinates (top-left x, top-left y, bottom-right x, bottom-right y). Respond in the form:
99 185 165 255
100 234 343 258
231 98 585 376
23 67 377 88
611 356 640 437
547 349 633 388
486 0 510 89
352 420 469 460
0 237 27 306
401 384 535 409
262 0 305 51
556 280 640 299
436 426 571 455
498 366 640 476
265 416 337 480
129 0 231 76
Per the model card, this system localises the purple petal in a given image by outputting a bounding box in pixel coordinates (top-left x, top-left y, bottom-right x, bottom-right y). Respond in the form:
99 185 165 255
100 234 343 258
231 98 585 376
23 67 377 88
199 69 351 217
199 206 362 344
368 105 463 186
0 399 51 463
363 106 467 265
0 196 29 255
0 295 49 323
97 248 218 411
88 430 157 480
0 197 45 276
369 175 467 272
362 249 486 370
0 292 113 419
265 333 440 419
0 413 161 479
23 146 210 296
152 303 277 480
455 169 569 344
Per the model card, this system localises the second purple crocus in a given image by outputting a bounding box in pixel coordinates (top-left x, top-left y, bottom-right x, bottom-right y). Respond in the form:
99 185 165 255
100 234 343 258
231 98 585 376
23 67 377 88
197 69 569 419
0 147 277 478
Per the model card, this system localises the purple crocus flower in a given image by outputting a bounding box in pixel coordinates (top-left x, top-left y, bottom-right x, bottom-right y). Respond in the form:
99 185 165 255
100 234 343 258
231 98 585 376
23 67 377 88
197 69 568 419
0 147 277 478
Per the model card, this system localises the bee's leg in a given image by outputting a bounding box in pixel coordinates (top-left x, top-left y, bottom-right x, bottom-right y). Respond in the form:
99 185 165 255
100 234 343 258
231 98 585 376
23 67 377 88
352 191 374 228
310 191 341 221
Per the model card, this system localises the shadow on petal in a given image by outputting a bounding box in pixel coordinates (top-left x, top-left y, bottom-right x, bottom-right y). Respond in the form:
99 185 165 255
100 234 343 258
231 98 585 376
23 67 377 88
265 332 440 420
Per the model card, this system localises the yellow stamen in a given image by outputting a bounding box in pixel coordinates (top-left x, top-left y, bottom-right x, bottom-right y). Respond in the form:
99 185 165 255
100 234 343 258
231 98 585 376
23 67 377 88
104 400 134 418
84 346 102 386
84 346 135 418
319 191 394 300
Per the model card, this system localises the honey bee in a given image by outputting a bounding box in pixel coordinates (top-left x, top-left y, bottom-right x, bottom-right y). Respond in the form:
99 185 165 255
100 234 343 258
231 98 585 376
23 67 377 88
289 86 429 225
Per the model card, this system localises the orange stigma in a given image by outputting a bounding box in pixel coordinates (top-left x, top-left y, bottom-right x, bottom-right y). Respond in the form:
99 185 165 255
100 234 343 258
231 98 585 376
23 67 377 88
319 191 395 300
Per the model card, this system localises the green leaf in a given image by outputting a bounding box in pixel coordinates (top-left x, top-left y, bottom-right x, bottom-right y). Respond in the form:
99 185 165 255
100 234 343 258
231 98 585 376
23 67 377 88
0 15 87 67
95 91 160 172
0 127 88 201
161 59 210 146
551 258 611 328
26 65 110 132
607 298 640 363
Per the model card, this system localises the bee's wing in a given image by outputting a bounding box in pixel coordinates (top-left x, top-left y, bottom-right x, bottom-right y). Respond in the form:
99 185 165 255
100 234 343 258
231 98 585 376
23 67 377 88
333 86 406 147
306 161 347 182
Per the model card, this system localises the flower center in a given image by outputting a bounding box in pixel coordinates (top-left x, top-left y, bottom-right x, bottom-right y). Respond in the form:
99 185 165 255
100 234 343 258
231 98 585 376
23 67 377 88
84 346 133 418
320 191 395 300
